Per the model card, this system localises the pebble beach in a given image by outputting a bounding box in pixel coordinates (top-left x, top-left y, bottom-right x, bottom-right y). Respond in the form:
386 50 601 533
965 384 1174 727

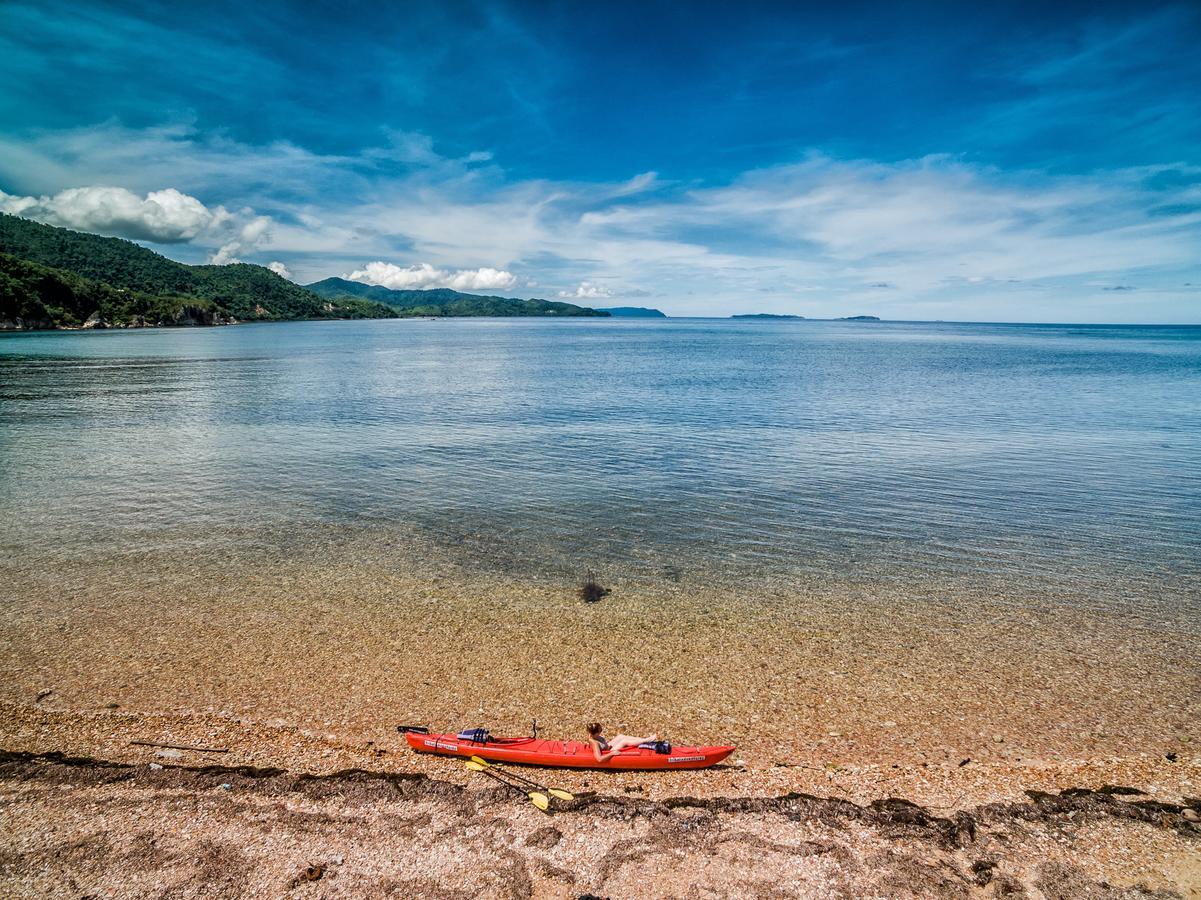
2 531 1198 896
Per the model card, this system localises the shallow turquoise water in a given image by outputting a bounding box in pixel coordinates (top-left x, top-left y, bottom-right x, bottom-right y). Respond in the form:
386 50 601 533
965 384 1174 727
2 318 1199 604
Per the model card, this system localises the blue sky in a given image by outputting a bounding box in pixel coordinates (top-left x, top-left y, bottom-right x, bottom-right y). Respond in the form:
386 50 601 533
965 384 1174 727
1 0 1200 321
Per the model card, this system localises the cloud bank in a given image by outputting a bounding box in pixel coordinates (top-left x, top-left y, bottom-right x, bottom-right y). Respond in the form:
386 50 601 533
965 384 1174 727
2 124 1199 320
0 184 273 265
559 281 611 299
0 186 220 243
346 261 518 292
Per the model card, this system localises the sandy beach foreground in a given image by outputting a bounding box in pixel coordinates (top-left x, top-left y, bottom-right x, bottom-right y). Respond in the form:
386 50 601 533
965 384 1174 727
1 534 1199 896
1 715 1198 898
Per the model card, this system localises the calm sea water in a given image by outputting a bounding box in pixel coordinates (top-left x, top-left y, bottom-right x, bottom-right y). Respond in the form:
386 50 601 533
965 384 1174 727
2 318 1199 606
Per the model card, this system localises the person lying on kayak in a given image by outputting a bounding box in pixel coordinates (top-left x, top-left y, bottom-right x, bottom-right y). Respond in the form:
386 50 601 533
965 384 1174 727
586 722 659 762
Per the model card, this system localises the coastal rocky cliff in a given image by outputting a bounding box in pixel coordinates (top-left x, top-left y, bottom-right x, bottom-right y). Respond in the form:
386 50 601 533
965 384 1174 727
76 306 239 329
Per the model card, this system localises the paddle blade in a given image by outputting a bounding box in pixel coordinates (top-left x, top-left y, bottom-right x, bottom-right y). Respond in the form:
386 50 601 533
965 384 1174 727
470 755 491 767
548 789 574 801
529 792 550 811
465 760 487 772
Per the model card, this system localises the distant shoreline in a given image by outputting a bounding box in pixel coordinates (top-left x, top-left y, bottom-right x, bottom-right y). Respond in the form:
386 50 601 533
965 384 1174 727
9 316 1201 334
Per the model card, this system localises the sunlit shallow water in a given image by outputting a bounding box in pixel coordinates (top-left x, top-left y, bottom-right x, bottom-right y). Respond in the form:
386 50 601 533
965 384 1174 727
2 318 1199 615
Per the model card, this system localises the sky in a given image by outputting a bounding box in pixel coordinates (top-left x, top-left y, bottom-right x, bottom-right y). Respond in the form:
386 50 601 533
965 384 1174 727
1 0 1200 321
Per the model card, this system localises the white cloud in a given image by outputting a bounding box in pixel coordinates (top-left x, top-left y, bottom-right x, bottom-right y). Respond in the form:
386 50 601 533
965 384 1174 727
206 214 272 265
6 121 1201 319
209 243 240 265
346 261 518 292
558 281 611 299
445 267 518 291
0 183 276 266
614 171 659 196
267 261 292 279
0 185 220 243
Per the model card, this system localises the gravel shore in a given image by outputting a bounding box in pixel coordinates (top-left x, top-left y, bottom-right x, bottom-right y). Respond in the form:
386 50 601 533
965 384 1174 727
2 540 1198 895
1 739 1198 898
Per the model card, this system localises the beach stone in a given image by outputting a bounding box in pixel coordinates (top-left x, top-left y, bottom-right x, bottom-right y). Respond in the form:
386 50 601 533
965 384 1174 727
524 826 562 849
970 858 997 886
155 749 183 760
1183 809 1199 822
992 735 1005 743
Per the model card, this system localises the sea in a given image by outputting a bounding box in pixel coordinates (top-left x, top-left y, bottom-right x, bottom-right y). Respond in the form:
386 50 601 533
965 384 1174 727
2 318 1199 615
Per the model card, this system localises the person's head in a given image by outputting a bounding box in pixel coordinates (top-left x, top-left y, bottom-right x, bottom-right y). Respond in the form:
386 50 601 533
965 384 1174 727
586 722 603 739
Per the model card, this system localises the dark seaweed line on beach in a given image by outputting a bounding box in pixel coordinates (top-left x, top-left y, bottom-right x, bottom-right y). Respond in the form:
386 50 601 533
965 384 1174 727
2 750 1197 898
3 749 1197 841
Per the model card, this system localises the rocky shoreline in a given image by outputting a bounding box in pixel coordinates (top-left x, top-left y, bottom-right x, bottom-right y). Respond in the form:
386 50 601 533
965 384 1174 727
1 702 1198 897
1 743 1197 898
3 537 1198 896
0 307 238 331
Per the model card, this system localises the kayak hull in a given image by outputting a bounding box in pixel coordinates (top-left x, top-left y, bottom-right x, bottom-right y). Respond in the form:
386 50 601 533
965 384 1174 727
405 732 735 770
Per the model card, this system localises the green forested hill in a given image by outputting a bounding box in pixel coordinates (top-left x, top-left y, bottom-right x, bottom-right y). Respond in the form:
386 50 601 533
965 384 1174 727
0 252 229 328
0 215 397 328
306 277 610 317
0 214 608 329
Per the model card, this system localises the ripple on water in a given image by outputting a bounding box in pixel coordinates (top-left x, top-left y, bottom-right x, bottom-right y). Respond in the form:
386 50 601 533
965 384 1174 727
0 319 1199 619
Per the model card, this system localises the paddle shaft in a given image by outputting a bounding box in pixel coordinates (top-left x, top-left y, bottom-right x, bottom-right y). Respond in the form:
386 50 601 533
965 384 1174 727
473 766 528 796
470 756 573 800
475 758 547 790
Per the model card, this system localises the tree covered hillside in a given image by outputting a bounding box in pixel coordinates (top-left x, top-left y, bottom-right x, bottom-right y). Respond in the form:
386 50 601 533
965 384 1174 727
0 253 229 328
306 277 610 317
0 215 397 328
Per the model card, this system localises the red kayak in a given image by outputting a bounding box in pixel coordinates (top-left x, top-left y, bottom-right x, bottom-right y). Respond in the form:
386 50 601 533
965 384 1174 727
402 729 735 770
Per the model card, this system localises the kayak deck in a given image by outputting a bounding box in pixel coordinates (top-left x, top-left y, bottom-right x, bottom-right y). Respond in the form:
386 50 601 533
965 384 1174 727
405 731 735 770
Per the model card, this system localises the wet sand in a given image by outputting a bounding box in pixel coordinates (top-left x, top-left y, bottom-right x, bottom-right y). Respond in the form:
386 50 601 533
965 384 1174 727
1 535 1199 895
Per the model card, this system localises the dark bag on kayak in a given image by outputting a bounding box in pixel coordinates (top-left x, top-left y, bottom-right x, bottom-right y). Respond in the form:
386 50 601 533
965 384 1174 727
639 740 671 754
457 728 491 743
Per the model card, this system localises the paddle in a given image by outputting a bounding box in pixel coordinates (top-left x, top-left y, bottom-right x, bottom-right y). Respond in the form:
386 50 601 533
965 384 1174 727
464 760 551 811
470 755 574 801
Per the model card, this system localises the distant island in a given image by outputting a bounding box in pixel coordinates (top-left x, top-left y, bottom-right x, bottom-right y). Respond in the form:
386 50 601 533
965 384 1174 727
842 315 881 321
595 306 666 318
732 313 805 319
0 215 608 330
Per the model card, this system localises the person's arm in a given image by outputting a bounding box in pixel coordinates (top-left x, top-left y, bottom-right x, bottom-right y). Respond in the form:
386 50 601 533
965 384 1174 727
590 739 615 763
